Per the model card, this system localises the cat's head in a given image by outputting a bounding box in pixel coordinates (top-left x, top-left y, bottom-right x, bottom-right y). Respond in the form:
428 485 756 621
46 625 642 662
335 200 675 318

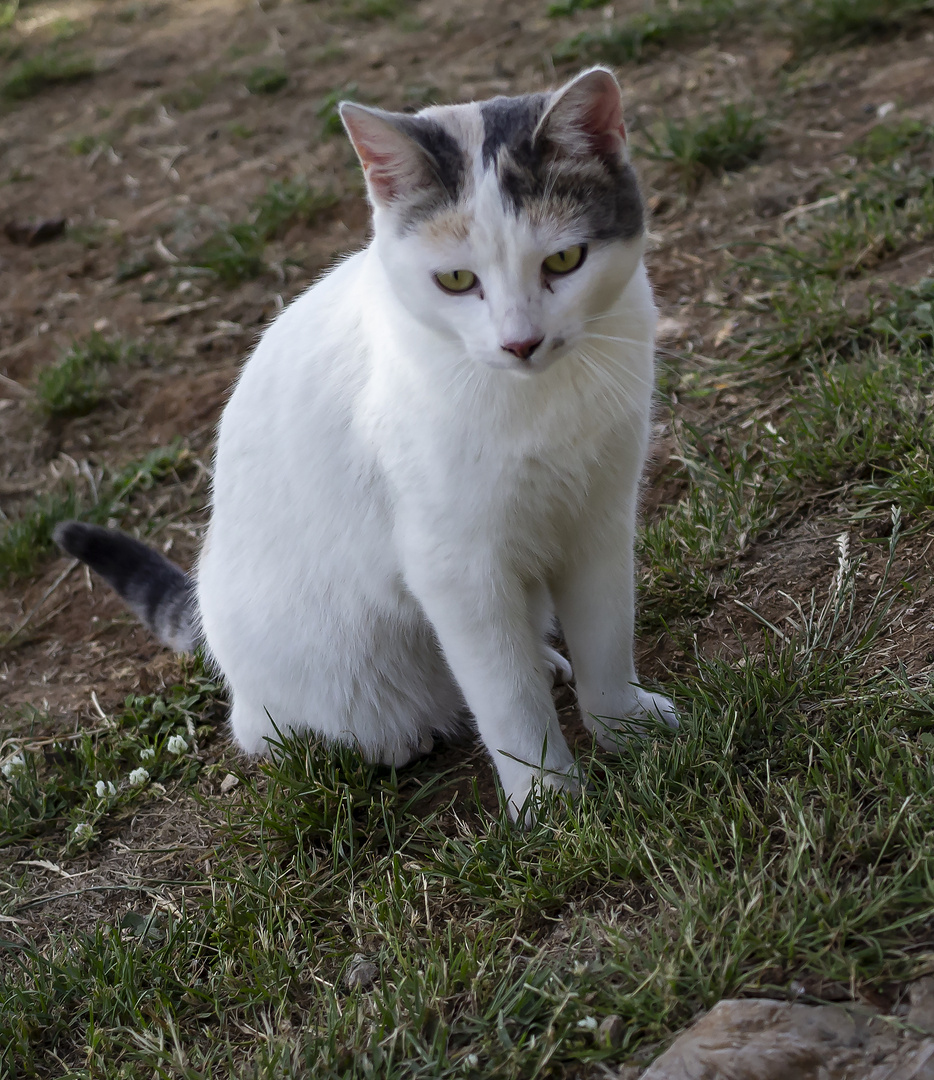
340 69 646 375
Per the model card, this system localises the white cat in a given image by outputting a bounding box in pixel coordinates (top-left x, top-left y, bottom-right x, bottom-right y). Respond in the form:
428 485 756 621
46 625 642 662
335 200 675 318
56 67 677 822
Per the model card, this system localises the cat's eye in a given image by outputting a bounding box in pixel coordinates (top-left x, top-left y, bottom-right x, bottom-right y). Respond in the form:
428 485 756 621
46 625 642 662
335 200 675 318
435 269 477 294
543 245 586 275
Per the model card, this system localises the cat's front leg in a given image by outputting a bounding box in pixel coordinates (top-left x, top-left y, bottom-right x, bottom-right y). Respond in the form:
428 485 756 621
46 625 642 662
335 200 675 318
553 523 677 751
401 545 579 822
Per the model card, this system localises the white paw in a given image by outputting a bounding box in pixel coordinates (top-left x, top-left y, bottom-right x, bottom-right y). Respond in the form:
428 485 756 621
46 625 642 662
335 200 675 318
505 765 582 827
586 688 678 753
542 645 573 687
366 732 434 768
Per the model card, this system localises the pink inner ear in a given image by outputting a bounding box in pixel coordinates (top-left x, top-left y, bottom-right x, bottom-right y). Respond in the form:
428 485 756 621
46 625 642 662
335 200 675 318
580 80 626 155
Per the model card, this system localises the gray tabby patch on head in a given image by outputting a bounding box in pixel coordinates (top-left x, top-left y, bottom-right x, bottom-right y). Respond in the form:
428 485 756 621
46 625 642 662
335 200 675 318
341 68 643 242
480 79 643 242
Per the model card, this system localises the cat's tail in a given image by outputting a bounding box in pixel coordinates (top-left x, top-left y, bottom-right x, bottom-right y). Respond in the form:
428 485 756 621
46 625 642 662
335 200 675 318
54 521 198 653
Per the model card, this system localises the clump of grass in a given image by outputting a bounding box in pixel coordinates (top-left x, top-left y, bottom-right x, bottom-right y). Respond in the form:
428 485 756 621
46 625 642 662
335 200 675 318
191 177 337 283
253 178 339 239
317 83 357 136
790 0 934 55
553 0 743 62
851 119 931 164
0 442 193 584
344 0 409 18
640 104 768 190
244 64 288 95
34 333 132 419
1 49 94 100
1 661 223 850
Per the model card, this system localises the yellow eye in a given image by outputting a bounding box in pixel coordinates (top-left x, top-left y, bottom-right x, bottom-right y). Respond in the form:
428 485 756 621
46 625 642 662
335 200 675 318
435 269 477 294
543 245 586 275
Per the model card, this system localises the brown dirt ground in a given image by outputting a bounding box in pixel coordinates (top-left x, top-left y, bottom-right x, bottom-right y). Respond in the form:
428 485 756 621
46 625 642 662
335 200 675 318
2 0 934 936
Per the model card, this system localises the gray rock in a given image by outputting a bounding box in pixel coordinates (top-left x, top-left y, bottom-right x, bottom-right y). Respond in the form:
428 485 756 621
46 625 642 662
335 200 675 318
639 998 934 1080
344 954 378 991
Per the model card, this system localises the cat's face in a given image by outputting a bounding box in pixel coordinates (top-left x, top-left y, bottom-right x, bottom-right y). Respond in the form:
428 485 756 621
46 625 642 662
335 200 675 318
342 70 646 375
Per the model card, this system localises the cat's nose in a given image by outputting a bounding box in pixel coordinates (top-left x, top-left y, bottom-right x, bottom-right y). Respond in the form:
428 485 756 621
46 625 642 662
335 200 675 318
501 335 544 361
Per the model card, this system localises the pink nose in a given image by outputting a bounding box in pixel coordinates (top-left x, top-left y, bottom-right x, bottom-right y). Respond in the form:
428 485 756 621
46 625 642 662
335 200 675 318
501 336 544 361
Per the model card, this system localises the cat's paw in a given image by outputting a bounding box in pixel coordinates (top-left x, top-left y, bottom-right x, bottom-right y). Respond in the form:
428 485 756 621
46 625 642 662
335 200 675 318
365 732 434 769
586 688 678 753
542 645 573 687
505 766 582 827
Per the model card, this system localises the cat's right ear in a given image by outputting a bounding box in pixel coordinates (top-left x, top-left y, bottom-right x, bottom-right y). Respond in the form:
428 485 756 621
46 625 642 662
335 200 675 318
340 103 438 209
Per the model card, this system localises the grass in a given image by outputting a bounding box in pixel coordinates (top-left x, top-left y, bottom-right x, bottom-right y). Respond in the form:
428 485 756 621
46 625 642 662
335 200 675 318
244 64 288 95
552 0 934 63
638 104 769 190
1 48 94 100
33 333 134 419
0 442 194 585
4 16 934 1080
191 178 337 283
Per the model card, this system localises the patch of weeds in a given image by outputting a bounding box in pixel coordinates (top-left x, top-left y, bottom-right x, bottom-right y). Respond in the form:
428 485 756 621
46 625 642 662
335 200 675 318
227 121 253 139
162 83 205 112
190 221 266 284
34 333 133 419
252 178 338 239
789 0 934 56
68 132 105 156
244 64 288 95
553 0 744 62
345 0 409 18
0 0 19 30
639 104 768 190
191 177 336 283
0 442 193 584
317 83 357 136
0 661 223 850
1 49 94 100
851 119 932 164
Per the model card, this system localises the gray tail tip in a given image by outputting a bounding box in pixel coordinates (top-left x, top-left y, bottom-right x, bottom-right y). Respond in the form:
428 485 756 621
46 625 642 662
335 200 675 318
53 520 93 560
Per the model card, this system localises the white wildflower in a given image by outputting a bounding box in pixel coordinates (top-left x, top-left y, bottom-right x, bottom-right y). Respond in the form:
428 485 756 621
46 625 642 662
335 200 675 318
1 753 25 779
73 822 94 843
94 780 117 798
166 735 188 755
576 1016 599 1031
139 747 156 761
464 1054 479 1070
128 767 150 787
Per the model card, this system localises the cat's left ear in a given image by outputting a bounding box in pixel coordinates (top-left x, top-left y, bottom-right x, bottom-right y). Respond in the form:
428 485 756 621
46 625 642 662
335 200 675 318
534 67 627 161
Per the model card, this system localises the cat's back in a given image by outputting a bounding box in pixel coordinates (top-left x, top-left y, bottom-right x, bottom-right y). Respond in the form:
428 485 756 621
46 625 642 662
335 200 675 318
221 250 369 437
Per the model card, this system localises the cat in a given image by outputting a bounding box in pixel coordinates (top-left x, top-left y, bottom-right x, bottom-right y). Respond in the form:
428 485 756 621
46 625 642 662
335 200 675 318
55 66 677 823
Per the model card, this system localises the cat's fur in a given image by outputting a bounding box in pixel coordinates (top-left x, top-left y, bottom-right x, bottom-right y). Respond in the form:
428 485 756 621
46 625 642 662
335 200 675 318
56 68 677 821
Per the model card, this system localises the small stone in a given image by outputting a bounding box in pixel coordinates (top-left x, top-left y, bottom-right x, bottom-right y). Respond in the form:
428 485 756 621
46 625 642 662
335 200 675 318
345 954 378 991
219 773 239 794
597 1014 625 1049
908 977 934 1034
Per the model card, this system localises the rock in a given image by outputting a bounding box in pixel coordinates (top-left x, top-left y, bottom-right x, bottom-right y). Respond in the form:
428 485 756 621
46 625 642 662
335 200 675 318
344 954 378 991
639 998 934 1080
219 773 239 794
598 1014 626 1049
909 978 934 1035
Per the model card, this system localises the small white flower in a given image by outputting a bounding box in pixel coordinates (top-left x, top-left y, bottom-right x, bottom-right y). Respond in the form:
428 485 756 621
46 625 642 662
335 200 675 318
166 735 188 755
73 822 94 842
128 767 150 787
1 753 25 779
576 1016 598 1031
464 1054 479 1070
94 780 117 798
139 747 156 762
